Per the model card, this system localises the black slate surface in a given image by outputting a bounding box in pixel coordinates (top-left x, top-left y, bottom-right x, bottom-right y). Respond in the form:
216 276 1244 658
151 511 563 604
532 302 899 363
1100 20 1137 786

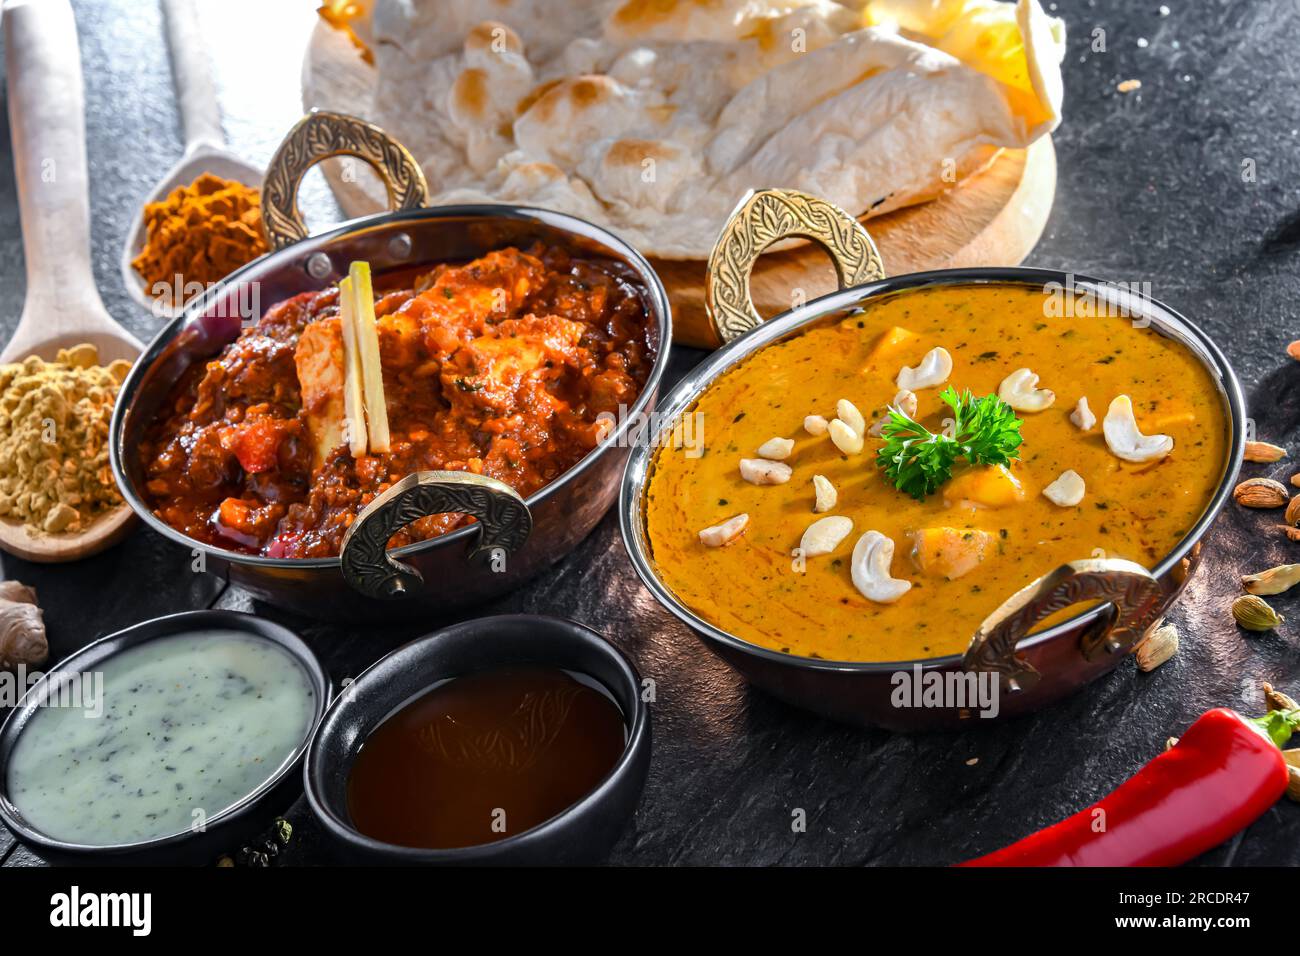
1 0 1299 866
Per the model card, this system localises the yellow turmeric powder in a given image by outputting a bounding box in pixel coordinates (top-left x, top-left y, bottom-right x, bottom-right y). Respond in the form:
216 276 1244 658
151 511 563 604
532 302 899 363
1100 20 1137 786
131 173 268 299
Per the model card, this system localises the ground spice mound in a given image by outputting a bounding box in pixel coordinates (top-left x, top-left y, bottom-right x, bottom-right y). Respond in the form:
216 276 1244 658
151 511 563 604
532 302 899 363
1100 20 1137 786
0 345 131 534
130 172 268 298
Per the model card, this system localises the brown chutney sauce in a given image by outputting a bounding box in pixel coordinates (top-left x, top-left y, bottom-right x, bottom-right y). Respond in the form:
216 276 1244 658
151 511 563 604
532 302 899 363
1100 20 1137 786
345 666 627 850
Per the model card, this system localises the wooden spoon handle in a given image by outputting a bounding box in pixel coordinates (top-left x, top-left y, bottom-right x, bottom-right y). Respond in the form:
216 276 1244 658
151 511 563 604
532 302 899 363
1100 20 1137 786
163 0 224 153
4 0 104 314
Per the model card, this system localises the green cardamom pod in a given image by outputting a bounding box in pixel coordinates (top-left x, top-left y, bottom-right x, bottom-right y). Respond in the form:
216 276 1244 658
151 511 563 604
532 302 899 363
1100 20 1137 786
1232 594 1284 632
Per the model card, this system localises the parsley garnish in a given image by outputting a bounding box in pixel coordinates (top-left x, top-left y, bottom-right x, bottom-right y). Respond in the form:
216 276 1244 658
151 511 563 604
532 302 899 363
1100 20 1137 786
875 386 1023 500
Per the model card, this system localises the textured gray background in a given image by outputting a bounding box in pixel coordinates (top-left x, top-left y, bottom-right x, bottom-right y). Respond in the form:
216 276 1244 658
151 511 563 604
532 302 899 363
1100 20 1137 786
0 0 1298 866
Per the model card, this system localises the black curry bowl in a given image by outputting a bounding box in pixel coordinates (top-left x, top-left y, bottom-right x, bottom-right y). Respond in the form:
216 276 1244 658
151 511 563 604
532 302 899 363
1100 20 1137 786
0 611 329 866
303 614 651 865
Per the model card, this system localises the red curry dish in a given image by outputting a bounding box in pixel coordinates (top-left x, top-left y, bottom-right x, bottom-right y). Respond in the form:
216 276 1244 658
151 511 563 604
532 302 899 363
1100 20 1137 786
140 245 655 558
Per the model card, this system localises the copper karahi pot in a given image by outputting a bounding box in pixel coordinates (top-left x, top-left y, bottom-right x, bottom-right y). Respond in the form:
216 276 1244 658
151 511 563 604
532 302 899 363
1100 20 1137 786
619 188 1245 728
111 112 672 620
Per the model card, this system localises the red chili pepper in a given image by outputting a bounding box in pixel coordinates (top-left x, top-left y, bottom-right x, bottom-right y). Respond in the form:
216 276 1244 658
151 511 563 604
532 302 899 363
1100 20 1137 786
960 705 1300 867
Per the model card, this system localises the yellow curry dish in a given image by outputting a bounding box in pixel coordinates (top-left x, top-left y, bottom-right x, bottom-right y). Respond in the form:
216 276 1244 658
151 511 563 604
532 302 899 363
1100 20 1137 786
644 283 1229 664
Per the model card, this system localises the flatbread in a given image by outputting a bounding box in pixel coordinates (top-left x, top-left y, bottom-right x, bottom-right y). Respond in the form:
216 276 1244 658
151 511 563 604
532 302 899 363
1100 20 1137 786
363 0 1065 260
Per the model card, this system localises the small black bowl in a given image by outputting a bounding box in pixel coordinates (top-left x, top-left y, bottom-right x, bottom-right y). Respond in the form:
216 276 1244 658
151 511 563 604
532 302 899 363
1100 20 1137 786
0 610 329 865
304 614 651 864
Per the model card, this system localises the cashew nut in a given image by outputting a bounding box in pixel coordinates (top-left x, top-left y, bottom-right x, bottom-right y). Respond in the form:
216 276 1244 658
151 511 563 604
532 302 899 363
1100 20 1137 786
1042 469 1086 507
851 530 912 604
836 399 866 437
868 389 918 437
812 474 837 513
1070 396 1095 431
739 458 793 485
803 415 829 436
998 368 1055 412
699 513 749 547
1102 395 1174 463
896 347 953 391
756 436 795 460
799 515 854 557
828 418 865 455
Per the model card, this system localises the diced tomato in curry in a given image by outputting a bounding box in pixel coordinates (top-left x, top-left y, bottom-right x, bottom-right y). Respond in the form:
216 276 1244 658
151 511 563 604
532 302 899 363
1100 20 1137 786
140 246 655 557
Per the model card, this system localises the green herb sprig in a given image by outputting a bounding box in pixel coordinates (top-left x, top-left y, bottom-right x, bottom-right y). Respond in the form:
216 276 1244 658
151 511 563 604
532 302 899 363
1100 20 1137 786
875 386 1023 500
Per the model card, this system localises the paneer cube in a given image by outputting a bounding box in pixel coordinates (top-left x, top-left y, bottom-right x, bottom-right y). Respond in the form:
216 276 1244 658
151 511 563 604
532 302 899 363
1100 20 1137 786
862 325 920 374
442 315 585 418
943 464 1026 509
293 316 347 468
911 527 993 580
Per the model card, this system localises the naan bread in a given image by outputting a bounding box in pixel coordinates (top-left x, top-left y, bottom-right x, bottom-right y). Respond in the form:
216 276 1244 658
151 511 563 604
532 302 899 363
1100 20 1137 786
366 0 1065 259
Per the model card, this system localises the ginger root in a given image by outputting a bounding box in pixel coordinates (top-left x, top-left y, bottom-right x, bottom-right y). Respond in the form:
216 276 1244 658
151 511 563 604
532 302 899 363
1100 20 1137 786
0 580 47 669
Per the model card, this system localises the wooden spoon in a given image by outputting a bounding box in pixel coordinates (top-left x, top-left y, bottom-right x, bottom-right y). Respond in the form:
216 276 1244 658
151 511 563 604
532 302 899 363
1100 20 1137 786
118 0 263 319
0 0 140 562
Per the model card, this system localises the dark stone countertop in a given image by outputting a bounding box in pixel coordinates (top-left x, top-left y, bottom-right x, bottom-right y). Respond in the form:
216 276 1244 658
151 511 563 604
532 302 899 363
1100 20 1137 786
1 0 1298 866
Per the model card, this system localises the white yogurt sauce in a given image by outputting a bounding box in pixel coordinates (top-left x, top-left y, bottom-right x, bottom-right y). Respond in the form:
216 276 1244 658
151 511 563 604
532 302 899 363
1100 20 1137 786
6 629 316 846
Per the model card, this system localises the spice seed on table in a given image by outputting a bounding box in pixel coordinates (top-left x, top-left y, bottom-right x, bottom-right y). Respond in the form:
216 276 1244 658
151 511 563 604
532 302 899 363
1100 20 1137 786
1264 682 1300 711
1285 495 1300 527
1233 594 1285 631
1242 564 1300 595
1234 477 1289 508
1245 440 1288 462
1134 621 1179 671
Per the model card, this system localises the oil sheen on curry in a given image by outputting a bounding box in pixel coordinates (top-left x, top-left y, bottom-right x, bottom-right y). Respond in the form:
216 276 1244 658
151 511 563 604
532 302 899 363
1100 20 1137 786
645 284 1227 663
141 245 653 558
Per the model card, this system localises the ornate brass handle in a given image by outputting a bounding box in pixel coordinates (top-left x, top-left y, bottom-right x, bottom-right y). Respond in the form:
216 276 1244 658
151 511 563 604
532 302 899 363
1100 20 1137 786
962 558 1165 693
704 188 887 345
261 110 429 251
339 471 532 600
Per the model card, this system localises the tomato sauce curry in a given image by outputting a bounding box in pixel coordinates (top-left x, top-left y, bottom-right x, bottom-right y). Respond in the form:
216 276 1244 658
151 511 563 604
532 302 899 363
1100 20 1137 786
140 245 654 558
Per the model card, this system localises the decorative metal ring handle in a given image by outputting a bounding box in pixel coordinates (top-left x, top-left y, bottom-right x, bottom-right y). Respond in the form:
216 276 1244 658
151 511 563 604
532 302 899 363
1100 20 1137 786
962 558 1164 693
261 109 429 251
704 188 887 345
340 471 532 601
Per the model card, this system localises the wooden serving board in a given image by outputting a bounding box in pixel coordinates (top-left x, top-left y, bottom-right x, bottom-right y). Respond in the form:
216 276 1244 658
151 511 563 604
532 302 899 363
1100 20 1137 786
302 21 1057 348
